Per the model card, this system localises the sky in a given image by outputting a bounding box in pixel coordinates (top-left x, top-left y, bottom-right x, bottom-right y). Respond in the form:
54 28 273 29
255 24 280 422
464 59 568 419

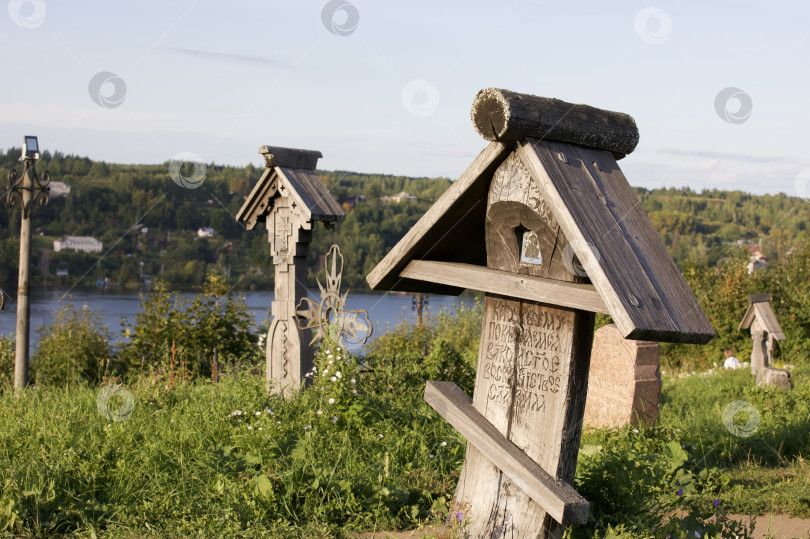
1 0 810 197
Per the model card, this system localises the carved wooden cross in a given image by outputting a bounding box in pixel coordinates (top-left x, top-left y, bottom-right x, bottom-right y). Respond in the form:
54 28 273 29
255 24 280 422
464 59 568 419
236 146 344 395
367 89 714 538
739 293 785 376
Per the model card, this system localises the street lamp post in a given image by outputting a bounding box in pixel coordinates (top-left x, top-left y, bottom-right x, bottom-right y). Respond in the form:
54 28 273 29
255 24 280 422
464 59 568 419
7 136 50 393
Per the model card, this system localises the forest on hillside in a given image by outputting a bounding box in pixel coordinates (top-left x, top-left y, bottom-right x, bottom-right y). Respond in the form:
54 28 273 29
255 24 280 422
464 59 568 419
1 147 809 291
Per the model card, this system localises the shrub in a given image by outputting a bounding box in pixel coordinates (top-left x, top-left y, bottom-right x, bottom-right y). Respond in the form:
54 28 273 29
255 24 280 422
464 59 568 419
30 306 110 386
364 300 479 395
0 335 13 392
119 270 260 380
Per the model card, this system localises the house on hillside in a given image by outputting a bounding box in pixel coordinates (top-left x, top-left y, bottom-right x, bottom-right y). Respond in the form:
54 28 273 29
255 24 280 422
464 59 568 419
197 227 215 238
380 191 417 204
53 236 103 253
49 181 71 198
746 244 768 274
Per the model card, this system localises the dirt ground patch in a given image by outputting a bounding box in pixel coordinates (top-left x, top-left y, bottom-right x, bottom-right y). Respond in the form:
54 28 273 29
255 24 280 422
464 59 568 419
737 513 810 539
354 515 810 538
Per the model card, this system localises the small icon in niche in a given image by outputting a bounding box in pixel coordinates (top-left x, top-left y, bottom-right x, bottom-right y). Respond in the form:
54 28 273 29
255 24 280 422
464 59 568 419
520 230 542 265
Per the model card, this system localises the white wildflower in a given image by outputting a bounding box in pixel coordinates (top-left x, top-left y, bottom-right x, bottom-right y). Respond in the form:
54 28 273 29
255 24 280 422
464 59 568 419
441 441 447 447
328 398 335 404
330 376 337 382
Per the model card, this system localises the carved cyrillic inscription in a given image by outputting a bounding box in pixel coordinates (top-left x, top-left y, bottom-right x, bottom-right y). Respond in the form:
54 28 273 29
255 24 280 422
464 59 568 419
476 296 574 420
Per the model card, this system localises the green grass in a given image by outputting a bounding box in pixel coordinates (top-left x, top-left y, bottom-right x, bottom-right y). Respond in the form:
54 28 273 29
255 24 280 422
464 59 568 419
1 336 808 538
0 341 465 538
572 364 810 538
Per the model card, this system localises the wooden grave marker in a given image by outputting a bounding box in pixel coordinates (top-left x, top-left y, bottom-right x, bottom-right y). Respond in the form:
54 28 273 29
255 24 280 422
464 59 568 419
738 293 785 376
236 146 344 395
367 88 714 538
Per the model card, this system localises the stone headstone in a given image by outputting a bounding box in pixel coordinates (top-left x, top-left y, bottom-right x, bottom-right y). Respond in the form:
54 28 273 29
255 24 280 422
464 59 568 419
583 324 661 429
756 367 791 392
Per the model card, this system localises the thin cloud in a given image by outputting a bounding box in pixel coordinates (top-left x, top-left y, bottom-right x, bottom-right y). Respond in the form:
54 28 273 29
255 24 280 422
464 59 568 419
652 148 805 165
161 46 290 68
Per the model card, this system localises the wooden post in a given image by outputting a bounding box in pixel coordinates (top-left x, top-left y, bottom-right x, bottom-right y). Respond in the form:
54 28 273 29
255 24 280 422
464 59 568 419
170 339 176 388
452 152 595 538
265 196 314 395
413 293 427 327
212 346 218 384
236 146 344 396
13 163 32 394
750 317 767 375
7 151 51 395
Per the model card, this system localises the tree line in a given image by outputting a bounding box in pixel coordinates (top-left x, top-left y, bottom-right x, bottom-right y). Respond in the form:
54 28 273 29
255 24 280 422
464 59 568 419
1 148 809 292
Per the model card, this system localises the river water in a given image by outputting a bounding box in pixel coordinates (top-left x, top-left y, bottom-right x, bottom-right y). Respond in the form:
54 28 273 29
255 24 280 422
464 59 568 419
0 287 471 354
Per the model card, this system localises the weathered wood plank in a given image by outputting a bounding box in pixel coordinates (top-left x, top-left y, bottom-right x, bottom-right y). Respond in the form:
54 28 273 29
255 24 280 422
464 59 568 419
424 381 590 526
517 139 714 344
276 167 344 222
399 260 608 314
570 144 715 343
753 302 785 340
749 293 771 304
236 168 278 230
485 151 587 283
471 88 639 158
366 142 512 291
259 145 322 170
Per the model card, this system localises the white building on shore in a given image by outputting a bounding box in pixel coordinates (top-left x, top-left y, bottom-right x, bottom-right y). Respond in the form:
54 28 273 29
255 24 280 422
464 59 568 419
54 236 103 253
48 181 71 198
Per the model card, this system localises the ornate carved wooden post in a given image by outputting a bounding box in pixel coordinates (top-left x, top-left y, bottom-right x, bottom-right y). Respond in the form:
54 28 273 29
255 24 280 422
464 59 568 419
236 146 344 394
367 89 715 538
739 293 785 376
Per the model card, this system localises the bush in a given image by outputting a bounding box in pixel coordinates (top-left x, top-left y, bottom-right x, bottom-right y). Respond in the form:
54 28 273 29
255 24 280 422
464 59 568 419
30 306 111 386
0 335 13 392
661 243 810 372
119 271 260 380
364 300 479 395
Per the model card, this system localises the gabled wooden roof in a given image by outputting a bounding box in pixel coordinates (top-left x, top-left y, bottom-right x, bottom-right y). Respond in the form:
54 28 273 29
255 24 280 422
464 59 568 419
739 294 785 339
236 146 344 230
366 138 715 344
366 142 512 293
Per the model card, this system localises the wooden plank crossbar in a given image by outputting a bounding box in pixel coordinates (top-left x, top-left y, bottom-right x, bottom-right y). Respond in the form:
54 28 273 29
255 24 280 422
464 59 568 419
400 260 608 314
424 381 590 526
